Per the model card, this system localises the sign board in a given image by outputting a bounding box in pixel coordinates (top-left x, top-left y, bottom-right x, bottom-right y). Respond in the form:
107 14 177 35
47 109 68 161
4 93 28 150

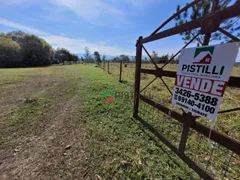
172 42 239 121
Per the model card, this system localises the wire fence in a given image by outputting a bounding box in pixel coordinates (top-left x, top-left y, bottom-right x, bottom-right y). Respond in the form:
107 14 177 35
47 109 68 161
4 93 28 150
99 60 240 179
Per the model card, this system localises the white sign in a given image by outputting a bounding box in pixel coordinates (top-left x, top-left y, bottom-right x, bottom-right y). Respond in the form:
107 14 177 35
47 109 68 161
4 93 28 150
172 42 239 121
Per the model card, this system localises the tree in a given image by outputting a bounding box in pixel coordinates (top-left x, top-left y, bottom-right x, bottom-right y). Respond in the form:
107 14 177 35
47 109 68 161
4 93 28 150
22 34 53 66
175 0 240 44
102 54 106 62
151 51 158 63
84 47 92 63
54 48 72 63
119 55 131 63
112 57 120 63
93 51 101 65
71 54 79 63
0 36 22 67
7 31 53 66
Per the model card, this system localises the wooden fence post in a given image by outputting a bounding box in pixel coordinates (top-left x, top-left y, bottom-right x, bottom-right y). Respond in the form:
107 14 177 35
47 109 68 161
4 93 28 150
108 61 110 74
119 60 123 82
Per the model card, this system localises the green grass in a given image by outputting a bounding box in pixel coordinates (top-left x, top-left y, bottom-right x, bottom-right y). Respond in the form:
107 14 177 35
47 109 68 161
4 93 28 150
105 62 240 179
76 64 199 179
1 64 239 179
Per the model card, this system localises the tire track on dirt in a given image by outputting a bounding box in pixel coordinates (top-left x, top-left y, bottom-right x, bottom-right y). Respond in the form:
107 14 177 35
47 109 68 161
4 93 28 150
0 87 92 179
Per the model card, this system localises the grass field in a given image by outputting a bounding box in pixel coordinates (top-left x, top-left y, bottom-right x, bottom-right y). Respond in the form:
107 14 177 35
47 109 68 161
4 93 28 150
107 62 240 140
105 62 240 179
0 64 239 179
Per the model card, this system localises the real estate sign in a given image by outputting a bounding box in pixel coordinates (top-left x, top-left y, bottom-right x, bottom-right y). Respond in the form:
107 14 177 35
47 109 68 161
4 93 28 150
172 42 239 121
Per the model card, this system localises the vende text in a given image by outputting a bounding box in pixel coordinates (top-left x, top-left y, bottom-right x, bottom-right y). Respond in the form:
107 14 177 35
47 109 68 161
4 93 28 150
175 75 226 96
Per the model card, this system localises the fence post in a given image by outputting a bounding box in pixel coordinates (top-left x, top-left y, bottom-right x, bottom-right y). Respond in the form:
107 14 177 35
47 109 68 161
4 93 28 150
108 61 110 74
179 114 192 153
103 60 105 71
133 36 143 117
119 60 123 82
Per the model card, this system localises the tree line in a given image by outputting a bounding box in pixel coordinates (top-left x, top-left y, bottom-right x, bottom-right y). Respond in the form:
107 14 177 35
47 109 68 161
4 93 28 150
0 31 79 68
0 31 178 67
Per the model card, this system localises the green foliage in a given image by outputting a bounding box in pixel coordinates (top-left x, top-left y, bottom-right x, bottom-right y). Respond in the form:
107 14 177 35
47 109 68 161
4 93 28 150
0 31 53 67
119 54 131 63
93 51 101 65
0 36 22 67
175 0 240 44
22 34 53 66
54 48 72 63
54 48 78 63
83 47 93 63
151 51 173 64
0 30 77 67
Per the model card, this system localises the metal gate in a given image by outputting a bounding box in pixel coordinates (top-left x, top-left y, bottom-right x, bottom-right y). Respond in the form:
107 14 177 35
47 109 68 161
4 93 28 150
133 0 240 179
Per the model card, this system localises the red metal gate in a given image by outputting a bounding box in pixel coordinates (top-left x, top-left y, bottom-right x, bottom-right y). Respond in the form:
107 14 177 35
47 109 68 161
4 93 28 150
133 0 240 179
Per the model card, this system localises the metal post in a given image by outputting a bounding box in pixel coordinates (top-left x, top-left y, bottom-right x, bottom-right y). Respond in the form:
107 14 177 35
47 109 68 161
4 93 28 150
133 36 143 117
108 61 110 74
119 60 123 82
179 114 192 153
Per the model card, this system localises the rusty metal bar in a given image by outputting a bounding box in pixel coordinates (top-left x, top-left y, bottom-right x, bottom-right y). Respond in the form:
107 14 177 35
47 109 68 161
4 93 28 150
151 0 202 35
162 33 200 69
140 69 240 88
142 3 240 44
218 28 240 42
133 36 143 117
191 32 203 45
218 107 240 114
136 115 214 179
159 77 173 96
140 95 240 155
142 45 159 69
119 60 123 82
140 77 158 93
179 122 190 153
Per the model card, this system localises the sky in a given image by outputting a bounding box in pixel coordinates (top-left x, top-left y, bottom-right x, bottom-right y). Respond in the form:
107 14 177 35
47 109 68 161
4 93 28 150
0 0 239 60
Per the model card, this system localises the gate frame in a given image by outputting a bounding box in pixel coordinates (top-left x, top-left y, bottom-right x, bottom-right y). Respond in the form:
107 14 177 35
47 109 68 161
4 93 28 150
133 0 240 179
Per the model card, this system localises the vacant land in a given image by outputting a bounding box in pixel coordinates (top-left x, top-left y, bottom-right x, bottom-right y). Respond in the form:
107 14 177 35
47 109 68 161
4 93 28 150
0 64 200 179
106 62 240 179
108 63 240 140
0 64 239 179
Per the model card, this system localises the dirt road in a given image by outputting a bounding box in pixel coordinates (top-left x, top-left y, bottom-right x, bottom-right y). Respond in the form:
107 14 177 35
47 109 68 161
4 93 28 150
0 70 92 179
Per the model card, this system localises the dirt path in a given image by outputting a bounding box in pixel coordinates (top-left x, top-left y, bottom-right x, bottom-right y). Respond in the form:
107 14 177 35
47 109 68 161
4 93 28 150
0 75 92 179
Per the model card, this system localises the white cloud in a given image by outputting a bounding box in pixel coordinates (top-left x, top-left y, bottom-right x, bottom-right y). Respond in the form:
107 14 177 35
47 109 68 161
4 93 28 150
0 18 49 35
50 0 129 27
0 18 134 56
43 35 134 56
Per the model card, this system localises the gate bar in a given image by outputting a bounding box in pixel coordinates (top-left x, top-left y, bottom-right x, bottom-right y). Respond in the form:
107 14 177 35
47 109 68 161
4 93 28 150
136 115 214 179
142 3 240 44
140 69 240 88
140 95 240 155
218 28 240 42
151 0 202 35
